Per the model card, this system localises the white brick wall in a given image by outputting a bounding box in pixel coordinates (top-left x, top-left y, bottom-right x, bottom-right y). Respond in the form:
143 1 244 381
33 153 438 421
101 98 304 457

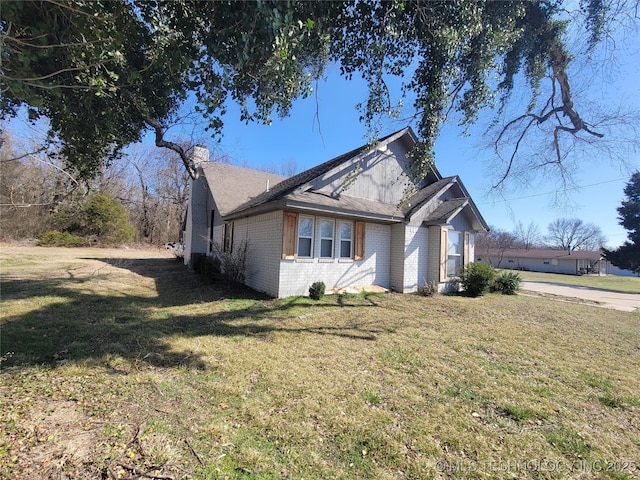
232 211 283 297
400 225 429 293
389 224 405 292
278 222 391 297
215 210 475 298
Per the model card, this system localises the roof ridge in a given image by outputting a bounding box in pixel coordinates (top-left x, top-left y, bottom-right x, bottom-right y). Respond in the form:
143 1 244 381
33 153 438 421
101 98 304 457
202 161 287 179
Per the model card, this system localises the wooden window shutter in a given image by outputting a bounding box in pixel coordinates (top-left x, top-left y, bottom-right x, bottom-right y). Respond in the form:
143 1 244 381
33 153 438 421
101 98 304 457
282 212 298 259
463 232 470 267
439 228 448 282
354 221 365 260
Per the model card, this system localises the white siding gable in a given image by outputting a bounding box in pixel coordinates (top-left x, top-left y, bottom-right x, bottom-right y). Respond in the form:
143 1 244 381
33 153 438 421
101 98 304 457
304 137 418 205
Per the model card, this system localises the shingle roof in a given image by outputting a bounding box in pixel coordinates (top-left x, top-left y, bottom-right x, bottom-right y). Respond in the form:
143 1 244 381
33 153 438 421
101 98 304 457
284 191 404 220
199 162 286 216
225 127 411 217
401 177 456 217
421 198 469 225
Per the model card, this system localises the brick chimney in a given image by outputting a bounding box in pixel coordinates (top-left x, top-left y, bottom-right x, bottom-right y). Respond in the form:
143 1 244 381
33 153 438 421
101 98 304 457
191 145 210 168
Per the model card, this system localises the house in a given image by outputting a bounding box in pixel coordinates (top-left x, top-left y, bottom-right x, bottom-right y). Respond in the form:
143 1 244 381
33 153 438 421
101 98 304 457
183 127 489 297
476 248 611 275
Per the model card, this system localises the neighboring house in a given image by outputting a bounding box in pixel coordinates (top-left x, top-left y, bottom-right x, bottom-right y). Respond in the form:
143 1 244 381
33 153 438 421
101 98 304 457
476 248 612 275
183 127 489 297
608 265 639 277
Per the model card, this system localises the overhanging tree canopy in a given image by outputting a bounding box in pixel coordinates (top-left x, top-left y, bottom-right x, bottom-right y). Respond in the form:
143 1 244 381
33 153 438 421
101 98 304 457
1 0 635 180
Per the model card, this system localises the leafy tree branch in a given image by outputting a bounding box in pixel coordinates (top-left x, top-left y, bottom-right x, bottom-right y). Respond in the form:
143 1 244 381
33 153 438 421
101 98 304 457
1 0 637 183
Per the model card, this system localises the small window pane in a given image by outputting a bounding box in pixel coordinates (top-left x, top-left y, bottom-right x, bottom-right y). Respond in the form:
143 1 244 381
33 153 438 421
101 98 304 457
340 223 352 240
321 220 333 238
299 217 313 237
446 230 463 277
298 238 312 257
448 231 461 255
339 222 353 258
321 239 333 257
340 241 351 258
448 257 461 277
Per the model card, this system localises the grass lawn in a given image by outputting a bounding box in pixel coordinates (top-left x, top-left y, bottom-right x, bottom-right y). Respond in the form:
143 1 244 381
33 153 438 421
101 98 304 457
515 270 640 294
1 246 639 479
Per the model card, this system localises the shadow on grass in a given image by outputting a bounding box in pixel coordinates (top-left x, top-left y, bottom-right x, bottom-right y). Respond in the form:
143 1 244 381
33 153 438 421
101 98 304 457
1 256 384 370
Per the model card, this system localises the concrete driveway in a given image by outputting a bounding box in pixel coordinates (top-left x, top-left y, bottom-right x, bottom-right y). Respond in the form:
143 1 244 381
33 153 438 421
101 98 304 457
521 281 640 313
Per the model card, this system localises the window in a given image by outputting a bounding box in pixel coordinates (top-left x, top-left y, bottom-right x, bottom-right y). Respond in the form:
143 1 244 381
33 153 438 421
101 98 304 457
320 220 334 258
282 213 366 261
209 210 215 253
339 222 353 258
447 230 462 277
223 222 234 253
298 216 314 258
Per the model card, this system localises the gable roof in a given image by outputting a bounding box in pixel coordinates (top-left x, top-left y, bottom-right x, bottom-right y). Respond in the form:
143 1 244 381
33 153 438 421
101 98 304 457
199 162 286 216
401 177 456 217
200 126 487 231
422 198 470 225
401 176 489 231
224 127 414 218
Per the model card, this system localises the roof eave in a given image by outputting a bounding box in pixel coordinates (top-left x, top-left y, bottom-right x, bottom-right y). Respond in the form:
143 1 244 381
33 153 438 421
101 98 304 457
224 199 405 224
283 200 405 224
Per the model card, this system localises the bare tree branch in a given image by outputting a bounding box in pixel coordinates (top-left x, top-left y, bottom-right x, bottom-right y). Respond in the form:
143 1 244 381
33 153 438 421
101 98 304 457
142 115 198 180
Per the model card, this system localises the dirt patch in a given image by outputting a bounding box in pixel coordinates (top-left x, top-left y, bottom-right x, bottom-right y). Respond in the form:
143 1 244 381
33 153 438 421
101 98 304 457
5 398 107 478
3 391 186 479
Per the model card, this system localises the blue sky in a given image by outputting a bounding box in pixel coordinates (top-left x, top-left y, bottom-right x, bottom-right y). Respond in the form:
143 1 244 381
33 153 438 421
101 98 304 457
5 13 638 249
193 14 639 250
204 50 639 249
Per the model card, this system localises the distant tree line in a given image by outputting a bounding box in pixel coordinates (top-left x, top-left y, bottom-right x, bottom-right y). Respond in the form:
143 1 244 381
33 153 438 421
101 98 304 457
476 218 607 254
476 170 640 275
1 127 298 247
0 129 190 246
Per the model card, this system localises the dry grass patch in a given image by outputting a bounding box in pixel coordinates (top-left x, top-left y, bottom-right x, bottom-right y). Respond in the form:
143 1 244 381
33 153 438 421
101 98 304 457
1 246 639 479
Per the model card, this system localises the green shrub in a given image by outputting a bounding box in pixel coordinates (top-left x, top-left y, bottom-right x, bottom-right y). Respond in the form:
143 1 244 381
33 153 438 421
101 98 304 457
459 262 496 297
83 194 135 245
309 281 326 300
37 230 88 247
492 271 522 295
52 193 135 246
